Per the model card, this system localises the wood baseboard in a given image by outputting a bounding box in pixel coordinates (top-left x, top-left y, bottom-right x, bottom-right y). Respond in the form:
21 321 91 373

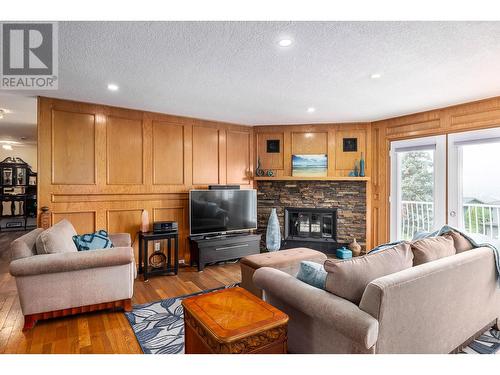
23 298 132 331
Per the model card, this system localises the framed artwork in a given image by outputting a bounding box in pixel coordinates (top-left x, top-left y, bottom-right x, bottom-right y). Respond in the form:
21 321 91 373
292 154 328 177
266 139 280 153
2 168 12 186
343 138 358 152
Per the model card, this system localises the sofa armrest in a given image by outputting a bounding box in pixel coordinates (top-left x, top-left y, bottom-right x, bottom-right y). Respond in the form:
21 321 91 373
253 267 379 350
109 233 132 248
10 247 134 277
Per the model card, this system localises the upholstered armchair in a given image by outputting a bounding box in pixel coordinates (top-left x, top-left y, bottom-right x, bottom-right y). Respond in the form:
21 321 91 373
9 221 136 330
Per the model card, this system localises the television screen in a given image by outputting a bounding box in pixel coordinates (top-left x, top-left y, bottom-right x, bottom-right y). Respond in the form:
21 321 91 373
189 189 257 236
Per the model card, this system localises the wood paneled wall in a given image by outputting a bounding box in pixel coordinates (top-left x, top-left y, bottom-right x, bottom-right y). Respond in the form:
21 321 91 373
253 123 371 178
38 97 253 262
371 96 500 246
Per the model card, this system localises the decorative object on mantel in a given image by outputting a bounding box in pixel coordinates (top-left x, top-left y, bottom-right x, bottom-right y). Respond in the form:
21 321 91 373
141 209 150 232
352 159 360 177
266 208 281 252
265 169 275 177
359 152 366 177
292 154 327 177
343 138 358 152
255 156 265 177
348 238 362 257
266 139 280 153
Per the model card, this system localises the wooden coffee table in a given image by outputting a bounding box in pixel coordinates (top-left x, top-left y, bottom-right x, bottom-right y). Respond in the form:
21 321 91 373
182 286 289 354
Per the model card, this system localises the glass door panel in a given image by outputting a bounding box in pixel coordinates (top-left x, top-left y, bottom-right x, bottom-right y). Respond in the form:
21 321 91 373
390 136 446 241
448 128 500 240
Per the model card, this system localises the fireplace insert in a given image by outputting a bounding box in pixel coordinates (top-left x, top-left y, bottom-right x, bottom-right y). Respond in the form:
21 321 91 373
283 207 338 252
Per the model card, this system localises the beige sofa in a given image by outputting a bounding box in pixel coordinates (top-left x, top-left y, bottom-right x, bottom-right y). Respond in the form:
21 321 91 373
253 247 500 353
10 224 136 330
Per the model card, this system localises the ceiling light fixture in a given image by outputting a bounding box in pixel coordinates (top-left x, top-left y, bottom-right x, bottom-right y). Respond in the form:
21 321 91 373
0 109 5 119
370 73 382 79
2 144 13 150
307 107 316 113
107 83 119 91
278 39 293 47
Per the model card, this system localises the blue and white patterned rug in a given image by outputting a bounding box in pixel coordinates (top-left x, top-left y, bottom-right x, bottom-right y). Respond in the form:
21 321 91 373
125 286 500 354
460 328 500 354
125 284 238 354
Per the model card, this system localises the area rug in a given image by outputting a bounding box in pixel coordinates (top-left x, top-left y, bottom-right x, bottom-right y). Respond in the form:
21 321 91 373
125 284 238 354
126 286 499 354
460 328 500 354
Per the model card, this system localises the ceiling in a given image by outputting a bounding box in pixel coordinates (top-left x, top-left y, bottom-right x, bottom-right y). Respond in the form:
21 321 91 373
5 21 500 125
0 93 37 145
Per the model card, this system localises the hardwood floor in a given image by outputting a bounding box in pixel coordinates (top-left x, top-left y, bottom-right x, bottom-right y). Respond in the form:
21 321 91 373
0 231 241 354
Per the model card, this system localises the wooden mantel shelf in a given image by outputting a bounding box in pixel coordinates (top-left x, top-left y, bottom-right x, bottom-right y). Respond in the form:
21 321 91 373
253 176 370 181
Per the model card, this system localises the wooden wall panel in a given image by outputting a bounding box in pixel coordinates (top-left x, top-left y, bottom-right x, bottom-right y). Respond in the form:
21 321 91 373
107 116 144 185
52 211 96 234
107 209 143 243
192 126 219 185
38 97 253 265
226 130 251 185
335 130 367 174
291 132 327 155
52 110 96 185
256 132 284 170
372 96 500 247
153 121 184 185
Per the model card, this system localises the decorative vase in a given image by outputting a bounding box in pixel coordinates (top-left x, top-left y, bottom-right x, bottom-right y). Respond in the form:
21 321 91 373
141 209 150 233
348 238 362 257
266 208 281 252
354 159 359 177
359 152 365 177
256 156 265 177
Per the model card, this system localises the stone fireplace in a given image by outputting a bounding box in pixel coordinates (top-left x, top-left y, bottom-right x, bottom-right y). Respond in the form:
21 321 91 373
257 180 367 253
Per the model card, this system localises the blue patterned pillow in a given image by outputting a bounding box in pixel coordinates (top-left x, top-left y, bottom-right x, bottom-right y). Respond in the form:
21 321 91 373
72 230 114 251
296 261 327 289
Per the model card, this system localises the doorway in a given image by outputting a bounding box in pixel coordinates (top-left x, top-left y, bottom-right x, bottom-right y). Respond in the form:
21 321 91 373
390 127 500 241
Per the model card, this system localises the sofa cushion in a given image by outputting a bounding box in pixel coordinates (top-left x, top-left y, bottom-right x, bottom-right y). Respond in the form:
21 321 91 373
410 236 456 266
73 230 114 251
446 230 474 253
36 219 78 255
296 261 327 289
324 242 413 305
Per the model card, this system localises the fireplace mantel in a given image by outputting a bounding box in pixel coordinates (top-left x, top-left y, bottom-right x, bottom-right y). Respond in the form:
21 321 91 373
254 176 370 182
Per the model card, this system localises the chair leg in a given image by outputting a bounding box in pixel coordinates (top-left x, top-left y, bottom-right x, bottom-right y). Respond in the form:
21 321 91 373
23 315 37 331
123 299 132 312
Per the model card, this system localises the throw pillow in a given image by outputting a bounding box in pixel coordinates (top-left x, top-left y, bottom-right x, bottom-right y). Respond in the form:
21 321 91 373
296 261 327 289
410 235 456 266
445 230 474 253
73 230 114 251
35 219 78 255
323 242 413 305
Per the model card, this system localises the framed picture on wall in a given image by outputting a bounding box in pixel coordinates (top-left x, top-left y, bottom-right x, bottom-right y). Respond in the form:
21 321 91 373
292 154 328 177
266 139 280 153
343 138 358 152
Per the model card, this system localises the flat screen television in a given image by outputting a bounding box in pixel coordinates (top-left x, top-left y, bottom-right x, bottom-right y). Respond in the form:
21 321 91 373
189 189 257 236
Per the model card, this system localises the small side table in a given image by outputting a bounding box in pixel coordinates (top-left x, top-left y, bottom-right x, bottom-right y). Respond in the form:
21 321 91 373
138 231 179 281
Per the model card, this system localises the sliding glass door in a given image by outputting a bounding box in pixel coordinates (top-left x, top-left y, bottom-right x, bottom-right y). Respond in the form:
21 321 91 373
448 128 500 240
390 136 446 241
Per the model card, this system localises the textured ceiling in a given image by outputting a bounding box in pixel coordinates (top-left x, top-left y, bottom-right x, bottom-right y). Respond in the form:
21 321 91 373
0 93 37 144
6 21 500 125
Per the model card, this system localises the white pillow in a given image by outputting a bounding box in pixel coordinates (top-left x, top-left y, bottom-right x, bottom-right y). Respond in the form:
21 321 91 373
35 219 78 255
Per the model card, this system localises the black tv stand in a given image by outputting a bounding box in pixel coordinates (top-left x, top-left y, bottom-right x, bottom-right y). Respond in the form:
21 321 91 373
189 233 261 271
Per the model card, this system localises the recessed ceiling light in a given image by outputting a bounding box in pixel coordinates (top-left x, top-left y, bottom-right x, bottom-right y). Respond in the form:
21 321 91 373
370 73 382 79
107 83 119 91
307 107 316 113
2 144 13 150
278 39 293 47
